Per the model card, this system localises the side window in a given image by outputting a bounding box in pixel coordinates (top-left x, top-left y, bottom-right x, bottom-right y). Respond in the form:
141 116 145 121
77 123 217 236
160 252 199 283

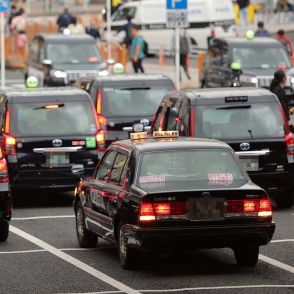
89 84 98 104
153 106 166 131
28 38 40 63
109 153 128 185
39 40 45 63
96 151 117 181
177 98 190 136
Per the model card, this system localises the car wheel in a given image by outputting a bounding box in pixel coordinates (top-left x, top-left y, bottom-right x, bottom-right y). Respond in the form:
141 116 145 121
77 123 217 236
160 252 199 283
118 224 139 269
75 202 98 248
275 195 293 209
234 246 259 267
0 220 9 242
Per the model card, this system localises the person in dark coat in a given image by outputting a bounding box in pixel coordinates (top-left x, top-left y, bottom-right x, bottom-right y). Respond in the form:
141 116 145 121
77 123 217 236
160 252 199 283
237 0 250 26
270 70 292 128
57 8 73 32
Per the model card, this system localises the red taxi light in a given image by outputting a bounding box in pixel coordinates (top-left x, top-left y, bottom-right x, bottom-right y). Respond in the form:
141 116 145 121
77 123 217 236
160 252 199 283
139 201 187 221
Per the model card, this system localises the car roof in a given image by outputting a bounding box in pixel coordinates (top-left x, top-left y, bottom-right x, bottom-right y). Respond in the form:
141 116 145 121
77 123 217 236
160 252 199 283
170 87 279 105
112 137 232 154
37 33 95 44
220 37 283 47
0 87 91 103
88 74 173 82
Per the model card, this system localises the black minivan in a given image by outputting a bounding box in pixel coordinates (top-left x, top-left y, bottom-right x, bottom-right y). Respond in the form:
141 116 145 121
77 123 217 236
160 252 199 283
0 87 101 191
152 87 294 208
76 74 175 149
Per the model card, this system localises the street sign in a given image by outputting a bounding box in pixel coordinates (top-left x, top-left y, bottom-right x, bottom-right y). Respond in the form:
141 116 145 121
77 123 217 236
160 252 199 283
166 10 188 28
166 0 187 10
0 0 9 13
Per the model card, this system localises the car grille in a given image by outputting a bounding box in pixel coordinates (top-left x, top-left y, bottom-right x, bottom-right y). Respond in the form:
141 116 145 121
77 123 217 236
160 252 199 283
66 70 99 82
257 76 292 88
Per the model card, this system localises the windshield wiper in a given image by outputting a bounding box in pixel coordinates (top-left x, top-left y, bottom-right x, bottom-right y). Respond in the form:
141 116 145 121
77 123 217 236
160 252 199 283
33 103 65 110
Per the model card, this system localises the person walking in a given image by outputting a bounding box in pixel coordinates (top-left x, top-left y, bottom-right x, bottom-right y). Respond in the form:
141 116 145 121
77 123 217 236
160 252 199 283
57 8 73 32
270 70 293 129
276 30 293 57
255 21 270 37
180 30 191 80
122 16 134 50
130 25 145 73
237 0 250 27
68 17 86 35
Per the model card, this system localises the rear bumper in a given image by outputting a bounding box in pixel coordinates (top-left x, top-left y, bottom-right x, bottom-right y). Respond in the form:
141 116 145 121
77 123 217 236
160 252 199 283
124 223 276 251
249 170 294 193
10 167 95 191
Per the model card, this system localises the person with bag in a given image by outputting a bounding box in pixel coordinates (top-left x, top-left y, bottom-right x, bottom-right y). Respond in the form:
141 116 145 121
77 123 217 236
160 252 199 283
180 30 191 80
276 30 293 57
130 25 145 73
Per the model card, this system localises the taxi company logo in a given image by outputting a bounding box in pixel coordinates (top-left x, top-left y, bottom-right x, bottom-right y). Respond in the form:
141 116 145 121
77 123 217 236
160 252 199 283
52 139 62 147
240 142 250 151
202 192 211 198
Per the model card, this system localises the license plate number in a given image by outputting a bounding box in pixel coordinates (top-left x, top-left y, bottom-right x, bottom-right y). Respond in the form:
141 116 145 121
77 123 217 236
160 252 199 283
240 157 259 172
46 153 70 167
190 198 224 220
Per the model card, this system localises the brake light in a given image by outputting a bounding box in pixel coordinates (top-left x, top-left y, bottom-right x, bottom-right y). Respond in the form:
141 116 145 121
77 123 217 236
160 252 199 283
4 134 16 155
0 158 8 183
96 89 102 114
285 132 294 163
98 115 107 131
96 130 105 152
5 107 11 133
225 197 272 218
139 201 187 222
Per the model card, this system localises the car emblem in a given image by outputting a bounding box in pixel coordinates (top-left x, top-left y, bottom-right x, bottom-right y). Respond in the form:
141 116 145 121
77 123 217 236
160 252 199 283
202 192 211 199
240 142 250 151
52 139 62 147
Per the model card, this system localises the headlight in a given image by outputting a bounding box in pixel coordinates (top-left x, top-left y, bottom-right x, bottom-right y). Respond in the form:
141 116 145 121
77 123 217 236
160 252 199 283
240 75 257 85
50 70 67 79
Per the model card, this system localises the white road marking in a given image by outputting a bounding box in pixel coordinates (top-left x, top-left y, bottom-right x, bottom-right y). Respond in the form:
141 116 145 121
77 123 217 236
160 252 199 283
56 284 294 294
271 239 294 243
9 225 141 294
259 254 294 274
0 249 46 254
12 215 75 221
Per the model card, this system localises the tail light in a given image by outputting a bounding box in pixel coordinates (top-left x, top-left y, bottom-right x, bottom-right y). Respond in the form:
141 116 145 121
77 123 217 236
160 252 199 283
225 196 272 218
96 88 103 114
0 158 8 183
98 115 108 131
285 133 294 163
139 201 187 222
4 134 16 156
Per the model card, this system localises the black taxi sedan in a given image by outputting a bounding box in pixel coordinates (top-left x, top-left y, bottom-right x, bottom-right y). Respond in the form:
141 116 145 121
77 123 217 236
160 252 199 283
74 131 275 269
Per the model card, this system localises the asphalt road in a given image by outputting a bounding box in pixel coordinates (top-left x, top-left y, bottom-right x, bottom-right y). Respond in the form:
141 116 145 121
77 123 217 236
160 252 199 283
2 58 294 294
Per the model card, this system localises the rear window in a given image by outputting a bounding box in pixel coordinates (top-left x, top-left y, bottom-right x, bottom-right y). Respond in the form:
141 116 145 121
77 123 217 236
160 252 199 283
101 85 173 117
10 101 97 137
197 102 285 140
137 149 247 192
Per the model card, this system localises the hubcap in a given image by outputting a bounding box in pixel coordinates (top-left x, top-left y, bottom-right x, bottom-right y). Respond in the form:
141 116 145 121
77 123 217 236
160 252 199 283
76 208 84 237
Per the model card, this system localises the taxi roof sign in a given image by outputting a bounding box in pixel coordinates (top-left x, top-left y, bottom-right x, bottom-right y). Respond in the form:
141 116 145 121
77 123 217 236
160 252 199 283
153 131 179 138
26 76 39 88
130 132 148 140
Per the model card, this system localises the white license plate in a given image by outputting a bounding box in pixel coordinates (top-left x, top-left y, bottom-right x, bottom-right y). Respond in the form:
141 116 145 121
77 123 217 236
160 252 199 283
240 157 259 172
46 153 70 167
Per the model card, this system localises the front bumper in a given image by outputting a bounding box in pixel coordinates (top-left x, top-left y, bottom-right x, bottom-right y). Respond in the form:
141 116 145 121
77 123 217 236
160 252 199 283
124 223 275 251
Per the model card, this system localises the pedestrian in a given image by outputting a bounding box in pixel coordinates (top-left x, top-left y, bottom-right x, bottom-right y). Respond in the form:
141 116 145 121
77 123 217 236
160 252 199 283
10 8 27 49
237 0 250 27
270 70 293 130
180 30 191 80
130 25 145 73
57 8 73 32
68 16 86 35
122 15 134 49
255 21 270 37
86 18 101 40
276 30 293 57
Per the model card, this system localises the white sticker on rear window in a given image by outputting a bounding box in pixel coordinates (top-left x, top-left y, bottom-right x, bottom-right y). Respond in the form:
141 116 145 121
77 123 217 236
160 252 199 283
208 173 233 185
139 175 166 184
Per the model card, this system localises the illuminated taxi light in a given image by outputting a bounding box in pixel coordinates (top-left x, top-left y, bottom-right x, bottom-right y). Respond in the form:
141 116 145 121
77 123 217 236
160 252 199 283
26 76 39 88
246 30 255 41
45 105 60 109
153 131 179 138
258 211 272 217
130 132 148 140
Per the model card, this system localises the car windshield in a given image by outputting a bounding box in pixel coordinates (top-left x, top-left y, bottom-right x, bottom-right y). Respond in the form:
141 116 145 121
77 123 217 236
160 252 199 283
47 43 102 64
197 103 285 140
232 46 291 69
112 7 137 21
11 101 97 136
101 85 173 117
137 149 247 191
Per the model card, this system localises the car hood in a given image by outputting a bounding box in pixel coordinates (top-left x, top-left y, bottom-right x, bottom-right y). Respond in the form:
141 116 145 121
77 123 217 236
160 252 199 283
52 62 107 72
243 67 294 77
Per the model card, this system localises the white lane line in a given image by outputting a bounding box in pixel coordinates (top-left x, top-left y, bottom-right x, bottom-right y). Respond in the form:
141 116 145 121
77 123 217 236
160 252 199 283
12 215 75 221
259 254 294 274
271 239 294 243
9 225 141 294
56 285 294 294
0 249 46 254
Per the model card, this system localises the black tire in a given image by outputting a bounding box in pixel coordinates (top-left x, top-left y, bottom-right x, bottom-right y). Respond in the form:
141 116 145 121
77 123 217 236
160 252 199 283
0 220 9 242
275 195 293 209
234 246 259 267
75 202 98 248
118 224 139 269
